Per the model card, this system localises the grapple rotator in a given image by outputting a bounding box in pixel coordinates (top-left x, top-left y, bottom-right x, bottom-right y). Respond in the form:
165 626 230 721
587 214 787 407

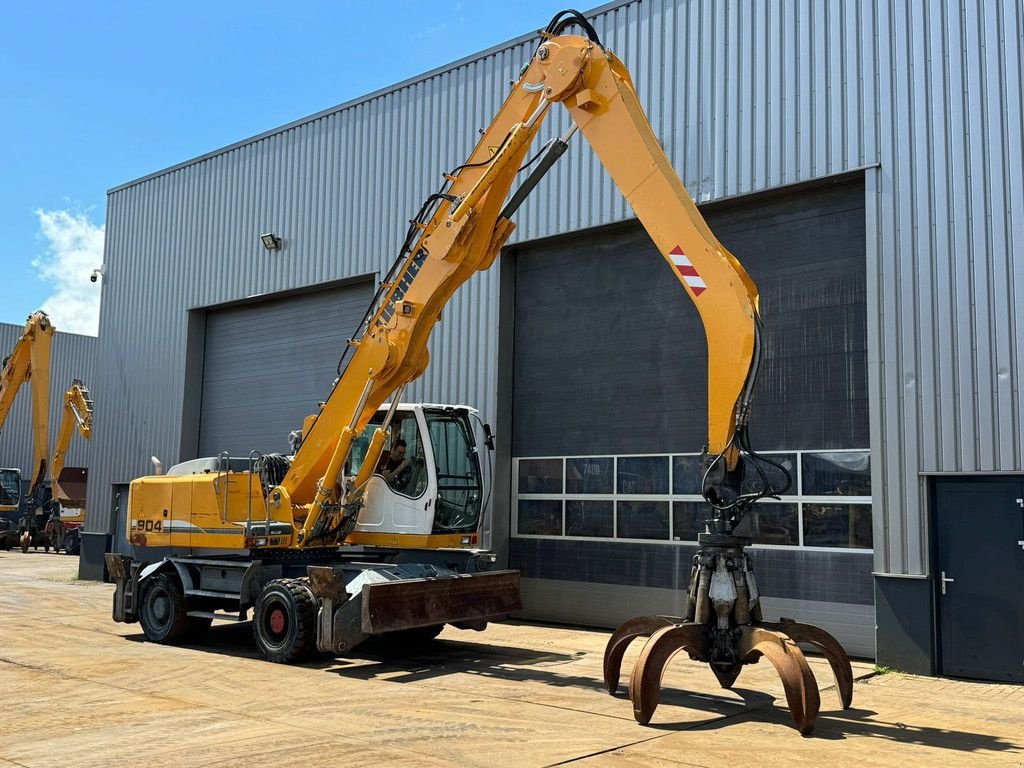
604 504 854 734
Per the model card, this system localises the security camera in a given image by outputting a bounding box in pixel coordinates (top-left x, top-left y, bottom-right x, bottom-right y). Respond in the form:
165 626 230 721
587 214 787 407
90 265 106 283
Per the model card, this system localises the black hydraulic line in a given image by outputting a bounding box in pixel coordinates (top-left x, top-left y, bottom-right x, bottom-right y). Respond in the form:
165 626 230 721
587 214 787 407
499 138 570 220
545 9 602 45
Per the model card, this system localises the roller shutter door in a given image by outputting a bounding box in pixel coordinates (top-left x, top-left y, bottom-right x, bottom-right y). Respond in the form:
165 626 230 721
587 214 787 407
511 177 868 456
198 281 373 457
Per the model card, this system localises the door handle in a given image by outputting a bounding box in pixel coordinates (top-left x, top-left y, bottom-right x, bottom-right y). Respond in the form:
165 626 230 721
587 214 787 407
940 571 955 595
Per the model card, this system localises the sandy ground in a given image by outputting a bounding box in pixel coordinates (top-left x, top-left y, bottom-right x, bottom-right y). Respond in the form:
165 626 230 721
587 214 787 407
1 551 1021 767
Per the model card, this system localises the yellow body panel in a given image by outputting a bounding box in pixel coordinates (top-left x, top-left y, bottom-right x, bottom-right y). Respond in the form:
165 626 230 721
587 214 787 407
128 472 283 551
346 531 479 549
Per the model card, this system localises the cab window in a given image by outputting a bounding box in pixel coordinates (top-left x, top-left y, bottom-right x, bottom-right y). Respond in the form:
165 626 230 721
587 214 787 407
348 411 428 498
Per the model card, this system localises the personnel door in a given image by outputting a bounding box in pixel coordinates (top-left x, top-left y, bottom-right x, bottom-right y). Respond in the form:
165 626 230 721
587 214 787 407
934 478 1024 682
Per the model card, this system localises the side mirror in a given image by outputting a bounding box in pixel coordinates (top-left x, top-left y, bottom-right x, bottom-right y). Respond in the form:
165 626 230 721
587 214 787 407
483 423 495 451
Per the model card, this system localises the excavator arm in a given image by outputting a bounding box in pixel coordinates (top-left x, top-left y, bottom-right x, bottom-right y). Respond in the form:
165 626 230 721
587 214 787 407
280 13 777 546
0 311 54 496
50 379 93 501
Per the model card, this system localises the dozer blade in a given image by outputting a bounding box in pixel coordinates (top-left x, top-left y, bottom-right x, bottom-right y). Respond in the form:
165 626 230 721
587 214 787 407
361 569 521 635
603 614 681 694
739 626 821 735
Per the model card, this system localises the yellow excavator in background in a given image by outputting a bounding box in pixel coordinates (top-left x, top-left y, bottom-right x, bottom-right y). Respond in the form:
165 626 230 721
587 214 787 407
0 311 54 551
106 11 850 732
43 380 93 555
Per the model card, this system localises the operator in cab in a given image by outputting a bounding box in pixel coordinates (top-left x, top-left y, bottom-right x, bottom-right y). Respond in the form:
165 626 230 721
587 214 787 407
377 439 413 491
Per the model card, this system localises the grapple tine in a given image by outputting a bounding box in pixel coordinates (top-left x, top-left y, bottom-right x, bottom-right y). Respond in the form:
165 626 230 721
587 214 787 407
628 623 707 725
740 627 821 734
771 619 854 709
602 614 678 694
710 663 742 689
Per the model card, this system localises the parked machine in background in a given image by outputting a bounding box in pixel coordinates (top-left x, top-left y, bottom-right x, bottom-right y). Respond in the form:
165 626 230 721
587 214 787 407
0 311 55 551
0 314 93 555
44 380 93 555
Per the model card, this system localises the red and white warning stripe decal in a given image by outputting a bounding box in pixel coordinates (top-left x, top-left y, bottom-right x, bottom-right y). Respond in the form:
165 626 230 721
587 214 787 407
668 245 707 296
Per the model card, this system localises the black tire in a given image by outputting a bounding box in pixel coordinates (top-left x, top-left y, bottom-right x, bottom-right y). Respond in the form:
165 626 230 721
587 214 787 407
64 531 81 556
139 572 210 644
253 578 318 663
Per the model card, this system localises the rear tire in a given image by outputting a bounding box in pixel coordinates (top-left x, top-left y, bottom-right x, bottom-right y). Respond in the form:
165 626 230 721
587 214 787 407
139 572 209 644
253 578 317 663
64 530 81 556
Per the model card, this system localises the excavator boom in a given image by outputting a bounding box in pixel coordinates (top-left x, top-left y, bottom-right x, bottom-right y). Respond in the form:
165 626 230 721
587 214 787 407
50 379 93 503
0 311 54 496
280 23 763 547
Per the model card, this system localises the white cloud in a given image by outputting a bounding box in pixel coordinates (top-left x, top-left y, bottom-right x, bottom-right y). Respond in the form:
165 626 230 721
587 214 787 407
32 209 104 336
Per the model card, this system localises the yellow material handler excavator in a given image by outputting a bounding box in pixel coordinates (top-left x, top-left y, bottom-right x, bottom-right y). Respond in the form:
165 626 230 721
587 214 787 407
106 11 851 732
43 379 94 556
0 311 55 551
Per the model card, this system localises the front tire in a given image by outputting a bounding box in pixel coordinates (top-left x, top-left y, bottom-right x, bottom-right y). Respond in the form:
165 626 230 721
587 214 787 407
139 572 210 644
253 578 317 663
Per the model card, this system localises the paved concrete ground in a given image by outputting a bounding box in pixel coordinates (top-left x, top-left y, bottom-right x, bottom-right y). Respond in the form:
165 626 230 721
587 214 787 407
1 552 1021 767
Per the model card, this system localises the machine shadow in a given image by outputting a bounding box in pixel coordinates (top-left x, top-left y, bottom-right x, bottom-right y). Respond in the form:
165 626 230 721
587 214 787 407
680 701 1024 755
124 623 772 720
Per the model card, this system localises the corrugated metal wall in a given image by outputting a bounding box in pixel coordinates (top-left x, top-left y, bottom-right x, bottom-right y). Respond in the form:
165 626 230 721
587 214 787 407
91 0 1023 581
0 322 97 474
868 0 1024 575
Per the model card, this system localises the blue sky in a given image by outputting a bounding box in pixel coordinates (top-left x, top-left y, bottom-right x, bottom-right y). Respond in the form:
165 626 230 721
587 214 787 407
1 1 574 334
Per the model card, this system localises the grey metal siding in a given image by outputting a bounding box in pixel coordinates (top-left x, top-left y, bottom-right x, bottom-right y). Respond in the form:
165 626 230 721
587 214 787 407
197 282 373 457
869 0 1024 575
89 0 1024 591
0 323 96 475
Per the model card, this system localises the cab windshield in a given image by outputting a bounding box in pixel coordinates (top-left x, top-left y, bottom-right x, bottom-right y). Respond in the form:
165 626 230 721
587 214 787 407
0 469 21 507
425 410 482 533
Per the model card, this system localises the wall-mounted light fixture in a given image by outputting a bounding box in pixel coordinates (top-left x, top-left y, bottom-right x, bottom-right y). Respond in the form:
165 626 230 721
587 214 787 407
260 232 283 251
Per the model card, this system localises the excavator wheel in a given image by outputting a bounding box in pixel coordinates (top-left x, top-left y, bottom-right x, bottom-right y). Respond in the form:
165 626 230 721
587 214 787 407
253 578 317 664
139 572 210 644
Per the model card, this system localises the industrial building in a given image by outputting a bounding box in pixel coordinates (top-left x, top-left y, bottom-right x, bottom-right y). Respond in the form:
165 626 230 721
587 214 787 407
37 0 1016 680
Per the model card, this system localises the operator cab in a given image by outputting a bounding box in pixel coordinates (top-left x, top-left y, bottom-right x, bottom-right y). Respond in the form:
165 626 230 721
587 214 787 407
348 404 492 545
0 468 21 516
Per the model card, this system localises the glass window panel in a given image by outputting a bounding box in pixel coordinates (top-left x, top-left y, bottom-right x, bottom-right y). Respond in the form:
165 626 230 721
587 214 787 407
426 413 482 533
348 411 428 498
801 451 871 496
803 503 873 548
617 500 670 540
617 456 669 495
566 457 614 494
517 458 563 494
566 500 614 537
0 469 20 507
672 501 709 541
740 453 797 497
749 503 800 546
672 455 703 495
517 499 563 535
